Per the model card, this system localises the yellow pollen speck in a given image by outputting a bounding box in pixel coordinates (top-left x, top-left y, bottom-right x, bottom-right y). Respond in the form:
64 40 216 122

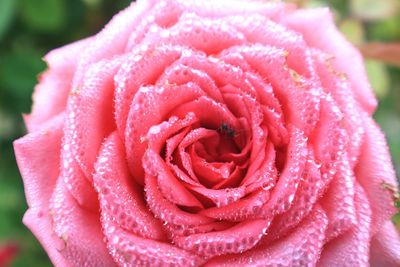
61 233 68 241
289 68 304 87
325 55 348 81
140 136 147 143
69 87 81 96
40 130 49 135
282 50 289 57
380 181 400 203
165 80 177 87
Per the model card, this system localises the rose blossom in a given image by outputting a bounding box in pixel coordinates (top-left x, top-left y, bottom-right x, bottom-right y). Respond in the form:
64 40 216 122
14 0 400 266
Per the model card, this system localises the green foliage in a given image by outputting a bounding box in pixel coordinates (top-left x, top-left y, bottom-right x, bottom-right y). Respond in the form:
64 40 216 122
365 60 390 99
0 47 46 113
0 0 16 40
351 0 399 21
20 0 66 32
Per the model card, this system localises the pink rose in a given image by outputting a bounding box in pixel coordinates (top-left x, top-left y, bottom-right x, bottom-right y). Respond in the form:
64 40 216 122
14 0 400 266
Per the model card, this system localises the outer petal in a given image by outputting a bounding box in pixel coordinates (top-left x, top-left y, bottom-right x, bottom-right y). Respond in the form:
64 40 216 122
14 114 67 266
65 56 123 177
282 8 377 113
319 185 372 267
25 39 91 132
370 221 400 267
355 114 398 234
23 209 68 266
14 113 64 209
72 0 154 85
49 179 116 267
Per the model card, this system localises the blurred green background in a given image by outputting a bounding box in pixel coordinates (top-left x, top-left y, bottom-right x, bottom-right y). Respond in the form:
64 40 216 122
0 0 399 266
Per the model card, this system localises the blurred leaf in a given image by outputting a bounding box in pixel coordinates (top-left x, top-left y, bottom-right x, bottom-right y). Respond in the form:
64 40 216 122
20 0 66 32
360 42 400 67
339 19 365 45
0 109 17 140
83 0 102 8
365 60 390 99
0 0 16 40
0 48 45 112
394 213 400 229
351 0 399 21
368 16 400 41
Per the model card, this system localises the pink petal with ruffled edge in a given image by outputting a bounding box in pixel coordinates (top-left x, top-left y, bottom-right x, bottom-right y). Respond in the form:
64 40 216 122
25 39 90 132
321 156 357 242
102 221 204 266
115 45 183 136
23 210 69 267
319 185 372 266
355 113 399 234
14 114 64 208
72 0 154 85
65 56 122 178
143 13 246 55
370 221 400 266
49 179 115 266
174 219 271 258
14 114 67 266
282 8 377 113
206 206 328 266
124 80 205 184
93 132 166 241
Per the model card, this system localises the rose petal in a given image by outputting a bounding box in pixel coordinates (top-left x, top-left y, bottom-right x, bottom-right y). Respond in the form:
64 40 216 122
222 14 313 77
73 0 153 85
321 157 357 242
93 132 166 240
174 219 271 258
171 96 240 132
282 8 377 113
355 114 398 234
319 185 372 266
231 44 320 136
157 61 223 102
260 127 307 217
312 49 364 167
23 209 69 266
310 94 347 183
125 82 205 184
25 39 91 132
265 149 324 241
143 149 213 225
65 56 122 178
59 154 98 210
206 206 328 266
14 114 64 209
102 221 204 267
125 0 287 52
179 0 286 19
200 189 271 222
115 45 183 135
144 13 246 55
166 221 232 237
49 179 115 267
187 185 246 209
370 220 400 267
